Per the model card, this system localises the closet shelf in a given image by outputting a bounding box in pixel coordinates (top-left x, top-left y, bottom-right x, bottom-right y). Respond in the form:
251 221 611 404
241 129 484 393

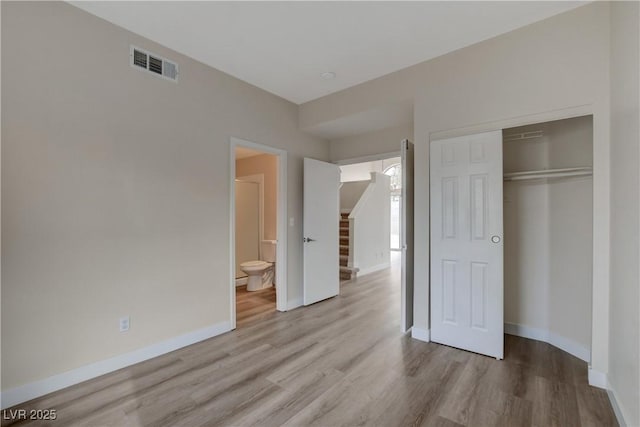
503 167 592 181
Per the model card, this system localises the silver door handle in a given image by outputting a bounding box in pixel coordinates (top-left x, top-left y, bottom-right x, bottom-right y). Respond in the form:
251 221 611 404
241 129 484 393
491 235 501 243
303 237 316 243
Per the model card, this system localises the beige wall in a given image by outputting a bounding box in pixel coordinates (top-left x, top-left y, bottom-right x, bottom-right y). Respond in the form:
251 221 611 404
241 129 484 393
339 156 401 182
302 3 611 376
340 162 383 182
609 2 640 425
340 181 369 211
350 173 391 275
1 1 328 392
330 123 412 163
236 154 278 240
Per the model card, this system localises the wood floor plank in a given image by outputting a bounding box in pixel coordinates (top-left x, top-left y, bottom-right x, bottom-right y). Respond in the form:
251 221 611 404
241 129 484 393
2 261 617 427
227 369 345 427
575 384 619 427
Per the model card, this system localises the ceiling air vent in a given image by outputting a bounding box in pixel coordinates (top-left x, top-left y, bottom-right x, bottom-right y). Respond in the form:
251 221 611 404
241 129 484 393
130 46 179 82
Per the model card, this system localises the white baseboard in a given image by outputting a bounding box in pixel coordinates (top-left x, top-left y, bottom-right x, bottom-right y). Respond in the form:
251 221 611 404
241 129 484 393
587 368 607 389
411 327 431 342
235 277 248 287
606 381 629 427
1 321 231 409
357 262 391 277
286 297 303 311
504 322 590 363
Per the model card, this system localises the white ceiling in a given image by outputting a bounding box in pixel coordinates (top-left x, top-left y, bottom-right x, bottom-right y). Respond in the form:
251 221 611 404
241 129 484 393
71 1 586 105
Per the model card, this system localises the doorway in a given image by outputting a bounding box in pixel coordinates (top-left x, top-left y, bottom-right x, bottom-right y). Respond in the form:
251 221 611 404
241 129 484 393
336 151 409 329
338 157 397 280
230 137 287 329
339 156 403 256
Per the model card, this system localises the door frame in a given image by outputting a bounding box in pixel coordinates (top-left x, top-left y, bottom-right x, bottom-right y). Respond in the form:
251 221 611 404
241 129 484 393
427 105 604 382
401 139 415 333
230 137 288 329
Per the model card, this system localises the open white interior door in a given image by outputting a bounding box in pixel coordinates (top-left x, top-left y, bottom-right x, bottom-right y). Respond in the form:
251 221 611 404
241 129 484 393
235 181 260 278
401 139 414 333
303 158 340 305
430 131 504 359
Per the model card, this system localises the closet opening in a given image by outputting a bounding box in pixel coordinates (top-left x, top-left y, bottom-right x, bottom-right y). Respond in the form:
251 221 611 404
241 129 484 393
502 115 593 362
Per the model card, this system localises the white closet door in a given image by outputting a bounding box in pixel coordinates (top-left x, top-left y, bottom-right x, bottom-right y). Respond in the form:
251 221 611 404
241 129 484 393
430 131 504 359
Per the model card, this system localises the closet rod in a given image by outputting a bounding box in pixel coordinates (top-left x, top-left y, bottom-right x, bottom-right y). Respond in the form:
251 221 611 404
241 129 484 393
504 167 592 178
504 167 592 181
503 130 544 142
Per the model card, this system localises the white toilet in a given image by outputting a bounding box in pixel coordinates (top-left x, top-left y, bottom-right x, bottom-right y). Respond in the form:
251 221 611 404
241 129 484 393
240 240 276 291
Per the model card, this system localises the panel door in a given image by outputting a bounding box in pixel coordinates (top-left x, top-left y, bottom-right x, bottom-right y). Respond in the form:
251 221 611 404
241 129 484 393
430 131 504 359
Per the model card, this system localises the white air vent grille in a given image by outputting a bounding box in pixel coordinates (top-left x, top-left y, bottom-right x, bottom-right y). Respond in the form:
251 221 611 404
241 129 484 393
130 46 178 82
133 49 147 68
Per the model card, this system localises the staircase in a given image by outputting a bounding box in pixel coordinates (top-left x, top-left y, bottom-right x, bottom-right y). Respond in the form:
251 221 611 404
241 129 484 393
339 211 359 281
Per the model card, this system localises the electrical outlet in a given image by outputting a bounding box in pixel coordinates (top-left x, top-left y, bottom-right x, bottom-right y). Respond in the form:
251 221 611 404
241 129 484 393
119 316 130 332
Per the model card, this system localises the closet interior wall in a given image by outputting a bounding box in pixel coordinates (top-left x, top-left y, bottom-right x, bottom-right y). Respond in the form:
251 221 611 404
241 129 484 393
503 116 593 359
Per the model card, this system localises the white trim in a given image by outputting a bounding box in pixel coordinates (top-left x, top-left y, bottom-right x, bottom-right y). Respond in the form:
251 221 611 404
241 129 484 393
585 370 629 426
0 321 231 409
230 137 288 320
334 151 401 166
429 105 593 141
547 331 591 363
287 297 303 311
504 322 590 363
411 327 431 342
588 368 608 389
230 142 237 329
235 277 248 287
356 262 391 277
606 383 629 427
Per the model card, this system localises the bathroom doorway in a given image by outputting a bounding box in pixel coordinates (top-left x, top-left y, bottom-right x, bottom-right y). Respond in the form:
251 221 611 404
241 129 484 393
230 137 287 329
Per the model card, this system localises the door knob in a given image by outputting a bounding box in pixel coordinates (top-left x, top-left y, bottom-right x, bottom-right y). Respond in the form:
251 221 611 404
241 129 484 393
491 235 501 243
303 237 316 243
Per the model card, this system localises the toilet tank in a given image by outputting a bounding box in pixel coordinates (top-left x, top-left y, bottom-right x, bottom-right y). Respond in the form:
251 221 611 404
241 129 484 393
261 240 277 262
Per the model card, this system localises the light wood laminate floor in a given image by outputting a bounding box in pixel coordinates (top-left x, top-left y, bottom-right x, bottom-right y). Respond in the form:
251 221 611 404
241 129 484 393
3 265 617 426
235 285 276 329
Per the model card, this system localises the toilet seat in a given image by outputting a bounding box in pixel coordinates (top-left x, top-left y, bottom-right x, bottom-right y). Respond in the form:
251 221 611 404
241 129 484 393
241 260 269 268
240 260 271 272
